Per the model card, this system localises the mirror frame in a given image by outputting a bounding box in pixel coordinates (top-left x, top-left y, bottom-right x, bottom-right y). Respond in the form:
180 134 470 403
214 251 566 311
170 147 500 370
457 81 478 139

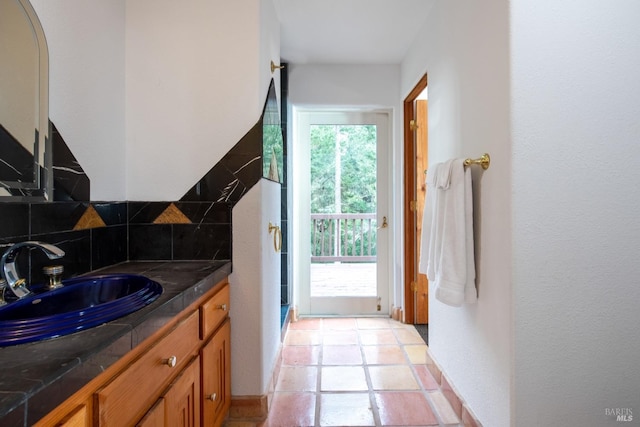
0 0 51 201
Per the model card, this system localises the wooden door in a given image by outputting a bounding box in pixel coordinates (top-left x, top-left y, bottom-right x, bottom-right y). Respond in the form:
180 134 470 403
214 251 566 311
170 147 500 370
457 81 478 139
164 356 200 427
403 74 428 324
201 319 231 427
415 99 429 324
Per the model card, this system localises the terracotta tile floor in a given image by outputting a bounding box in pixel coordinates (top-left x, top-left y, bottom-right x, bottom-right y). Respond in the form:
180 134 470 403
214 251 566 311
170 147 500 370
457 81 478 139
255 317 462 427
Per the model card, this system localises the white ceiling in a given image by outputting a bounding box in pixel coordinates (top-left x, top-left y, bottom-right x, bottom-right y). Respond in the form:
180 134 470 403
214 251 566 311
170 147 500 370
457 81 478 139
274 0 436 65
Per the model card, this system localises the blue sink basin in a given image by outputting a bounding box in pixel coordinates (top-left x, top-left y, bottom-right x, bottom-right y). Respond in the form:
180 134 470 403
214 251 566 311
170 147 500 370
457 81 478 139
0 274 163 346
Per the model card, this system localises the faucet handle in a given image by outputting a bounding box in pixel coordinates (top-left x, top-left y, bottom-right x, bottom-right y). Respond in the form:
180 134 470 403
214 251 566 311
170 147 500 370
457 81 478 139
7 278 30 299
43 265 64 290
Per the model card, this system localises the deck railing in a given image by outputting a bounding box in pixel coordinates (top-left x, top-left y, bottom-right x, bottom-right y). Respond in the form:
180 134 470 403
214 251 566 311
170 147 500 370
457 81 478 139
311 213 377 262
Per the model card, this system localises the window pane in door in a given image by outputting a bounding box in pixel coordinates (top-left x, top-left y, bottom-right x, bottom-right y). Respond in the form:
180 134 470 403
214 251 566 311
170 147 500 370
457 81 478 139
309 124 377 297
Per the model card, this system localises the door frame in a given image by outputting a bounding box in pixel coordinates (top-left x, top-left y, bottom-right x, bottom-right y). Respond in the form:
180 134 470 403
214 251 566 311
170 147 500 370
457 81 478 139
294 109 392 316
403 74 428 324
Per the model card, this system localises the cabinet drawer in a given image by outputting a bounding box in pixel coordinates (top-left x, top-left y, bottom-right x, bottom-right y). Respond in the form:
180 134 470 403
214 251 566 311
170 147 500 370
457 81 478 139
95 310 199 427
200 284 230 340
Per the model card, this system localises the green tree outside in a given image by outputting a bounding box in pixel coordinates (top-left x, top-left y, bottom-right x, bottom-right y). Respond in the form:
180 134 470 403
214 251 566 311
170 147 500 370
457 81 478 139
310 124 376 213
310 124 377 258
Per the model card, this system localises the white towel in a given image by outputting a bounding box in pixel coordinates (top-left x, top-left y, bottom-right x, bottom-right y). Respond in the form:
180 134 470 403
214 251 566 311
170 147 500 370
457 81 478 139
418 163 439 280
418 158 477 307
435 159 455 190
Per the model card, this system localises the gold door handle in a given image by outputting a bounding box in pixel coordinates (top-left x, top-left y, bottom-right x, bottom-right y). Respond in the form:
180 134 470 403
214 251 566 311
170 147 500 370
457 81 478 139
378 216 388 229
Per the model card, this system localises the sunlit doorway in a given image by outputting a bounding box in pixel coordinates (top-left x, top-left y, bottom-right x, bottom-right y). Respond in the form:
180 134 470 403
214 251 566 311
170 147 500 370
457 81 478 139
295 111 390 316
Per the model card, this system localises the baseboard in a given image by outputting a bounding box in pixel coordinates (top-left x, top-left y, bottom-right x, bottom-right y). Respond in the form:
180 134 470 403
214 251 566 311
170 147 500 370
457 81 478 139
391 306 403 322
425 348 482 427
228 395 269 421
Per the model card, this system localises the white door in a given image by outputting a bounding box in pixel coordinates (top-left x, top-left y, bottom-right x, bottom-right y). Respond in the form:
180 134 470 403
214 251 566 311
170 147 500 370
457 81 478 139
294 111 391 316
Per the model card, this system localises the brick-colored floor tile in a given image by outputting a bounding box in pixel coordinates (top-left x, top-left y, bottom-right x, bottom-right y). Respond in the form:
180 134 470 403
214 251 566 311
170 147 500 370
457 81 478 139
375 391 438 426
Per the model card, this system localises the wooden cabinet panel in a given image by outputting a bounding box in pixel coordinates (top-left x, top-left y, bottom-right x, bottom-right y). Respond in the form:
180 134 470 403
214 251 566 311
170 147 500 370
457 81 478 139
136 399 165 427
201 319 231 427
200 284 229 340
165 356 201 427
95 311 199 427
55 404 87 427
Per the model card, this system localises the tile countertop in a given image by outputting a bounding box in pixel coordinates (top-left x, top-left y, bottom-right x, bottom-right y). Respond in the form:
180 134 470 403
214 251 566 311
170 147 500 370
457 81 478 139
0 260 232 427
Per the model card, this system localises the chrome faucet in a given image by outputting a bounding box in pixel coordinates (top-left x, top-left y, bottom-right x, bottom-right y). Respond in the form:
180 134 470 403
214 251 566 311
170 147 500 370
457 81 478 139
0 241 65 299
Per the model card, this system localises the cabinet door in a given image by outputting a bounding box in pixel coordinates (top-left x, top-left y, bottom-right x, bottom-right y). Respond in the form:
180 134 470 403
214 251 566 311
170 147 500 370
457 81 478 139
136 398 165 427
165 356 201 427
201 319 231 427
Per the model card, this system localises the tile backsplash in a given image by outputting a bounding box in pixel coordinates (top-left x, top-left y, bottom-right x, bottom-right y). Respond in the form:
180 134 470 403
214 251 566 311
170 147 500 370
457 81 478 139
128 201 232 261
0 201 231 288
0 78 288 295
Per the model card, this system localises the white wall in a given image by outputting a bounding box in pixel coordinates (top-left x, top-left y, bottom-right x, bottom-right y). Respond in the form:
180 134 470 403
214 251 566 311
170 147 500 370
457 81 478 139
288 64 403 309
260 0 282 107
125 0 265 200
227 0 282 397
33 0 278 201
511 1 640 425
230 179 282 396
401 0 511 425
31 0 126 200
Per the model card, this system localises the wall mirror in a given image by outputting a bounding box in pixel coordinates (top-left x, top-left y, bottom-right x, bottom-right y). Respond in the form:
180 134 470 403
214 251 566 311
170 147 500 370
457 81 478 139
262 81 283 183
0 0 51 201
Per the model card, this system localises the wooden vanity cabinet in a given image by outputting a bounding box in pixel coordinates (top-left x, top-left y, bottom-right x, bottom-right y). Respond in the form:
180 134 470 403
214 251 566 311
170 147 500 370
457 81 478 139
34 279 230 427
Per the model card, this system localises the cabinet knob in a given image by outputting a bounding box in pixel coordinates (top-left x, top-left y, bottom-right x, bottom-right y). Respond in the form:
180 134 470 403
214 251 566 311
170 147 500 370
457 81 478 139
163 355 177 368
207 393 218 401
216 303 227 311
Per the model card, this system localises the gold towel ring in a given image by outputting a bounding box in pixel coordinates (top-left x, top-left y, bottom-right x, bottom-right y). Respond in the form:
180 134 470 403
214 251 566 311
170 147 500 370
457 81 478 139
268 222 282 253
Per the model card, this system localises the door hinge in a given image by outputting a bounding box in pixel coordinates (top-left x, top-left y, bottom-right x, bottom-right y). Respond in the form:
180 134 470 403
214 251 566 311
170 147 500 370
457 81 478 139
409 119 418 131
410 281 418 292
409 200 417 212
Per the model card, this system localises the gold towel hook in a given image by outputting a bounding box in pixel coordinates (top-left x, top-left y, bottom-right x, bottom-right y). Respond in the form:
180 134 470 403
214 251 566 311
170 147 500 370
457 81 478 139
270 60 285 73
463 153 491 170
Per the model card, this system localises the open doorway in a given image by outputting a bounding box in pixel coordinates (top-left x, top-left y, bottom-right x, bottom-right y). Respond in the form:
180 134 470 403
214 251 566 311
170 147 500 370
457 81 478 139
403 74 428 325
295 110 391 316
